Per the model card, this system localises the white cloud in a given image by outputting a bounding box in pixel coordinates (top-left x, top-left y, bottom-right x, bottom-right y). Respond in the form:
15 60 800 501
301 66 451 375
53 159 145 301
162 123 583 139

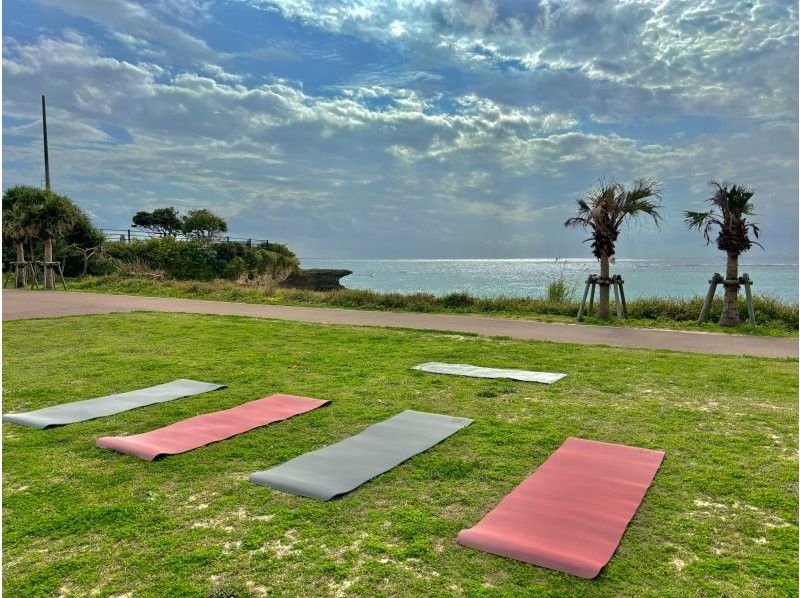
35 0 215 62
3 1 797 258
245 0 797 123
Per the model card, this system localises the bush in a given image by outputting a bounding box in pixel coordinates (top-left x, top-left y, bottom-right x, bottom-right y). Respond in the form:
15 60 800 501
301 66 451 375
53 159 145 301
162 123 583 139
439 292 475 309
103 237 299 282
546 276 575 302
223 256 246 280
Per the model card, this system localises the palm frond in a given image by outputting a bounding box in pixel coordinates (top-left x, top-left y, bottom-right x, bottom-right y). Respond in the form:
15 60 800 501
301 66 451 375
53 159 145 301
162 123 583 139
565 178 662 260
564 216 591 229
695 181 762 254
684 210 715 230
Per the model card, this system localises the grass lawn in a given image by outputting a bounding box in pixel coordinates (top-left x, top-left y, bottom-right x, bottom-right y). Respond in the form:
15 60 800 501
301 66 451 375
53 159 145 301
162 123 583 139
3 312 798 597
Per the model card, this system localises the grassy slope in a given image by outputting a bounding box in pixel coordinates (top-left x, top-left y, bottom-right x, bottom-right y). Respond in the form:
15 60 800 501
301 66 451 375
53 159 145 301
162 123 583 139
3 313 798 597
66 276 799 337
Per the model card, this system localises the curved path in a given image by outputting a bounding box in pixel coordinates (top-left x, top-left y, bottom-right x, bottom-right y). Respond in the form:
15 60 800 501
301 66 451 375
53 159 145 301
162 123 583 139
3 290 796 358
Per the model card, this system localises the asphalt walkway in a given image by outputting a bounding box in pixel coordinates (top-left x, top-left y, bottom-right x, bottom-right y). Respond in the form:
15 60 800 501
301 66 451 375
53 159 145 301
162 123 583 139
3 290 796 358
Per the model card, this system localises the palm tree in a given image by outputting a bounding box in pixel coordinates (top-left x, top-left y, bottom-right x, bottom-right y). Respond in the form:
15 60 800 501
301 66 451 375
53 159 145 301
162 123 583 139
27 191 80 289
2 185 47 288
564 178 663 319
684 181 762 326
2 203 36 287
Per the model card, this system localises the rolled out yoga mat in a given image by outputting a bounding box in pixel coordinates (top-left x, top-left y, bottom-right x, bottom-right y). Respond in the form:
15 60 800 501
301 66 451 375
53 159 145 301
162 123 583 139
413 362 565 384
458 437 665 579
250 410 473 500
2 379 225 429
97 394 329 460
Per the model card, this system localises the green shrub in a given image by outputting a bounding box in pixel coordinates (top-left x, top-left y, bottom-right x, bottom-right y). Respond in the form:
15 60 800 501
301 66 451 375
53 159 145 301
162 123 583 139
103 238 298 282
439 292 475 309
222 256 246 280
546 276 575 302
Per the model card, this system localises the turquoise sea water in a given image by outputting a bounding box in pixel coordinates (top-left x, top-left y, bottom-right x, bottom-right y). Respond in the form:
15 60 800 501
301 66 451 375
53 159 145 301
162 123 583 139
300 258 799 303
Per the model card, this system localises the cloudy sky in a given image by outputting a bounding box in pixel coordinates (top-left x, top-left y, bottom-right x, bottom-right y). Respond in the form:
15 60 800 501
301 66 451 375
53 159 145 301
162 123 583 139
3 0 798 258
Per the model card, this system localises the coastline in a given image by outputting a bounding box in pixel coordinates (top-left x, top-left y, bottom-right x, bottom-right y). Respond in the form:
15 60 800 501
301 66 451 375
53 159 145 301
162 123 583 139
299 257 800 303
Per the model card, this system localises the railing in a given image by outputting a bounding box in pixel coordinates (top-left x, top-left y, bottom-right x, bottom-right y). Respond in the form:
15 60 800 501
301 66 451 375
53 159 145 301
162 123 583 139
100 229 270 247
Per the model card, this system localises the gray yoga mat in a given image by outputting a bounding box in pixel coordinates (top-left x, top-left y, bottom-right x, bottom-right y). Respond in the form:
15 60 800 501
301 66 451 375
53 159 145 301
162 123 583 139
2 379 225 429
249 410 473 500
413 362 565 384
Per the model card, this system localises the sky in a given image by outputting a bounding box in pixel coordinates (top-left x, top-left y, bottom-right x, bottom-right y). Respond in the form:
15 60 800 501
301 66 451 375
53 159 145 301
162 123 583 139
2 0 798 259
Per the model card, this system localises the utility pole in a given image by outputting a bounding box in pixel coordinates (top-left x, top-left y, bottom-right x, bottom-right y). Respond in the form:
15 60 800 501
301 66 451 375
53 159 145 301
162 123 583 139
41 94 55 290
42 94 51 190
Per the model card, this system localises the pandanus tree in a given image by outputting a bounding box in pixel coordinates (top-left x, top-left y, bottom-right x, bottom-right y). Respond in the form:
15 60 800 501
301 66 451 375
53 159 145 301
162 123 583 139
26 191 80 289
2 185 47 287
564 178 663 319
3 203 36 287
684 181 762 326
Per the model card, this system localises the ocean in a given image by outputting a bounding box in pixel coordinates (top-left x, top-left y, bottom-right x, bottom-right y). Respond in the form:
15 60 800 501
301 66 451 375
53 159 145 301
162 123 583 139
299 257 799 303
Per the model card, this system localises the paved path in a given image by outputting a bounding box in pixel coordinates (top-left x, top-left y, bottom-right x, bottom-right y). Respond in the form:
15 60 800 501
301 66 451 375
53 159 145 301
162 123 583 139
3 290 797 358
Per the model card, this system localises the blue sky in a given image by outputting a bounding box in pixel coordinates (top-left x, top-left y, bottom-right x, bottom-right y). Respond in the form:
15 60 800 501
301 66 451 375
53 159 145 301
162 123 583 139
3 0 798 259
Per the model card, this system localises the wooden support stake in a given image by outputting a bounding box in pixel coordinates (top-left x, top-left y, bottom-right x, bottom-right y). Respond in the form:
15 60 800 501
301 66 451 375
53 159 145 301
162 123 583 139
41 261 67 291
577 277 592 319
612 278 622 319
699 273 722 322
588 277 596 315
741 272 755 326
617 275 628 318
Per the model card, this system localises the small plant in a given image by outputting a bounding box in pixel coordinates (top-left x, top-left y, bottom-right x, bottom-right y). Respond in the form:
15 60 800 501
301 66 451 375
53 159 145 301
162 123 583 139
545 258 575 303
546 277 574 303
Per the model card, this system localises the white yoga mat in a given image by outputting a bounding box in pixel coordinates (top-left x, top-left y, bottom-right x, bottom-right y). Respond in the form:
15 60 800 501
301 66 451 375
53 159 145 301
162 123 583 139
413 363 565 384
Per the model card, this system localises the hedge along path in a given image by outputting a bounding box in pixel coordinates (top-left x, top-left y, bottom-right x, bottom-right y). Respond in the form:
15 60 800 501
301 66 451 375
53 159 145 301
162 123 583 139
3 290 797 357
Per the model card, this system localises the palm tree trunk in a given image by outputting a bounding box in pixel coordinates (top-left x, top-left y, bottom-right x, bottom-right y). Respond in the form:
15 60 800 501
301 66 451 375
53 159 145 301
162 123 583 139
15 241 27 288
44 236 54 290
598 253 610 319
720 251 740 326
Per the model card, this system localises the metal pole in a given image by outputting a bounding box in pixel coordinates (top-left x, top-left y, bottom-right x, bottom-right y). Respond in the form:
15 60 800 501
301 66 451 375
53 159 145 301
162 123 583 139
42 95 51 190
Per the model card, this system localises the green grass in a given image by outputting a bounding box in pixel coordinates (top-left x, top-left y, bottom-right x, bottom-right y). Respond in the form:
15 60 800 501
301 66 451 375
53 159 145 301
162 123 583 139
3 312 798 597
66 275 799 337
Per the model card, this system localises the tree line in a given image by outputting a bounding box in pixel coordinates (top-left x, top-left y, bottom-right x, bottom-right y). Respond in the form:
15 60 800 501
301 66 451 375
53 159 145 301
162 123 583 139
131 207 228 241
2 188 293 286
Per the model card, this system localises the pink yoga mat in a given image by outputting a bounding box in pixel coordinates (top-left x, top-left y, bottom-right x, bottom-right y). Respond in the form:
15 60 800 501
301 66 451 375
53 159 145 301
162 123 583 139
97 394 329 460
458 437 664 579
